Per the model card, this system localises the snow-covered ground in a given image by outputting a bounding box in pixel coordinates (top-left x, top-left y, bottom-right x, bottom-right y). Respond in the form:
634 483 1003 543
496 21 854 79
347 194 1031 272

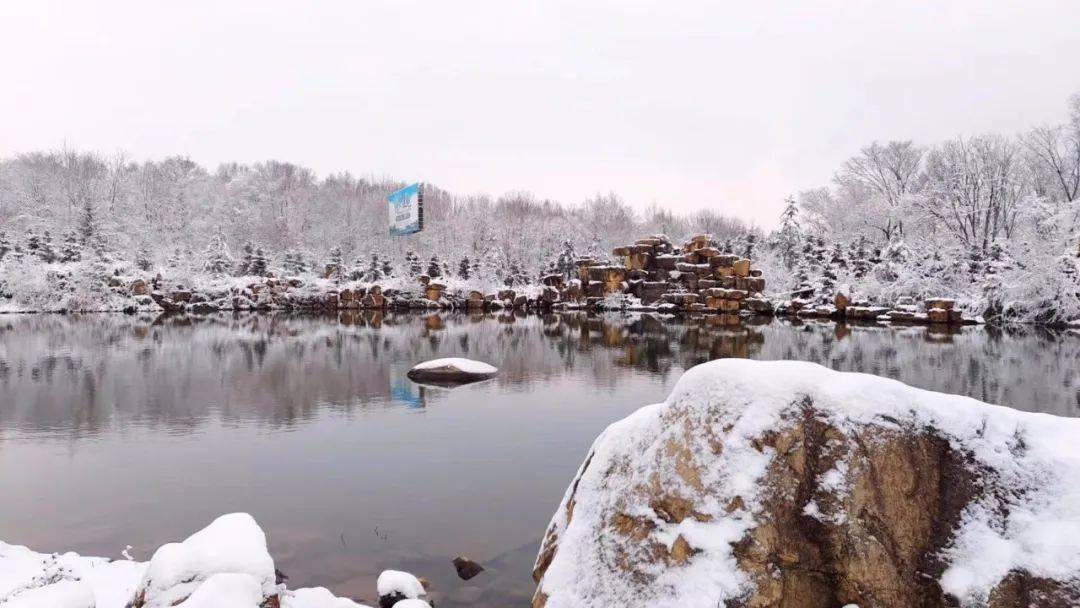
0 513 435 607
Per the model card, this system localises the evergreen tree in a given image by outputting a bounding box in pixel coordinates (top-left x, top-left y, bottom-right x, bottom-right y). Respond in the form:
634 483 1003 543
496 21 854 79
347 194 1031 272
134 245 153 271
458 257 471 280
778 197 801 270
283 251 308 275
0 231 12 262
427 254 442 278
556 240 576 280
236 242 255 276
404 250 422 276
743 233 757 260
381 257 393 278
721 238 733 254
59 231 82 263
38 231 58 263
250 247 269 277
325 246 344 279
203 232 232 275
360 252 381 282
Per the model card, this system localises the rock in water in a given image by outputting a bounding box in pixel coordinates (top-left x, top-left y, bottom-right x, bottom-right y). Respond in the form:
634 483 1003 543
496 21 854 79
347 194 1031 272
531 360 1080 608
406 357 498 386
452 555 486 580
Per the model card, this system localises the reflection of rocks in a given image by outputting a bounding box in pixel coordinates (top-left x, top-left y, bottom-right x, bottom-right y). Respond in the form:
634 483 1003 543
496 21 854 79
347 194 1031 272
3 312 1078 439
532 360 1080 608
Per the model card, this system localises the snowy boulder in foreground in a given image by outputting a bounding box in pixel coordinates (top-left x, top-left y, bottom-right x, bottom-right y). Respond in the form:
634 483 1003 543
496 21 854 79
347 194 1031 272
129 513 276 607
406 357 497 386
0 514 379 608
532 359 1080 608
376 569 427 607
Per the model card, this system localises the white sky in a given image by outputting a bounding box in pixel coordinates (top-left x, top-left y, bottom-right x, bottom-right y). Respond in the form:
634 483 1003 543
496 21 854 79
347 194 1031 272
2 1 1079 228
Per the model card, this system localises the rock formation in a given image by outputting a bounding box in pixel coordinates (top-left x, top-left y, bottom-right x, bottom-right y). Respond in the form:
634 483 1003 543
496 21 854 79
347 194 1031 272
532 360 1080 608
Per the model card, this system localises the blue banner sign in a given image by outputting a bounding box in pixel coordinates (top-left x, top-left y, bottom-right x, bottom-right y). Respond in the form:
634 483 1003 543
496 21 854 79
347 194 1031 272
388 183 424 236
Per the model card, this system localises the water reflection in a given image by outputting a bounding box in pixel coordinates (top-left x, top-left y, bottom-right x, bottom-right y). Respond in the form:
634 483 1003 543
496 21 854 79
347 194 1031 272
1 312 1078 607
1 312 1076 435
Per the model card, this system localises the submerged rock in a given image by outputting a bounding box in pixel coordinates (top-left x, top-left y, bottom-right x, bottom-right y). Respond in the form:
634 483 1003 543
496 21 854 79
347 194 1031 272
452 555 485 580
532 360 1080 608
406 357 498 386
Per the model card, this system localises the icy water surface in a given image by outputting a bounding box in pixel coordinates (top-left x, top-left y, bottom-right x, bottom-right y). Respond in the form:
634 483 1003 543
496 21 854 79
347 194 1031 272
1 312 1079 606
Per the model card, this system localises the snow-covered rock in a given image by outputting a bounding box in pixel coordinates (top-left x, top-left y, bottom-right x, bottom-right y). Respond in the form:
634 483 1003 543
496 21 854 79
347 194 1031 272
174 573 266 608
0 514 377 608
376 569 427 607
406 357 498 386
283 587 370 608
130 513 276 607
532 359 1080 608
2 580 95 608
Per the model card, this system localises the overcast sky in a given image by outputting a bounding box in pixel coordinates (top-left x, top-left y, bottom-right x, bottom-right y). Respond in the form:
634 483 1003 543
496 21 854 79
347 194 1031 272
2 1 1079 227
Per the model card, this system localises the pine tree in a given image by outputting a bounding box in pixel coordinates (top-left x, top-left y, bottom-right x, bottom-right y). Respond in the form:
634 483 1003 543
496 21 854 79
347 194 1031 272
363 252 382 282
283 251 308 275
458 257 471 280
427 254 442 278
77 198 106 256
59 231 82 263
325 246 344 279
381 257 393 278
721 238 733 254
0 231 12 262
236 242 255 276
135 245 153 271
203 232 232 275
250 247 269 277
38 231 58 263
778 197 801 270
743 233 757 260
556 240 576 280
404 250 422 277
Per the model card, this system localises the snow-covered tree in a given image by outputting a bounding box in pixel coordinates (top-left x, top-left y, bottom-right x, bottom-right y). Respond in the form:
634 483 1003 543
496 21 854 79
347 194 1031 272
236 242 255 276
427 254 442 278
777 197 801 270
59 231 82 263
204 232 232 275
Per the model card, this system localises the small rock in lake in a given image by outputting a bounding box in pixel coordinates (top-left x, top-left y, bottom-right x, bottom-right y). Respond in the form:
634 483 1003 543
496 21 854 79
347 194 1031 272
406 357 498 387
452 555 485 580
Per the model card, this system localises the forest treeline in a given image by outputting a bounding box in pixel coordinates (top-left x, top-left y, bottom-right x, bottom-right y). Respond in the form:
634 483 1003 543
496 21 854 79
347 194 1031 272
0 92 1078 322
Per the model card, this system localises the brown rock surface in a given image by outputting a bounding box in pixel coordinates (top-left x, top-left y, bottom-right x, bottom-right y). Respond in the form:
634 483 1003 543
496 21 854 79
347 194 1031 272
532 360 1080 608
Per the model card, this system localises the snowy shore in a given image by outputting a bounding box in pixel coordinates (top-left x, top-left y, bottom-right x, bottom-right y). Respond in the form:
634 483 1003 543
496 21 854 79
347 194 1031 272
0 514 430 608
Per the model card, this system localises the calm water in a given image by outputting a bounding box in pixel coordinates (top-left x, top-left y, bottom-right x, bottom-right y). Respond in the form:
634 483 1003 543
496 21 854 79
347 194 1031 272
1 312 1079 606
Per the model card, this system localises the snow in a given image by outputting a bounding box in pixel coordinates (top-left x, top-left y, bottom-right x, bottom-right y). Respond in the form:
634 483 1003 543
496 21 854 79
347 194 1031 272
283 587 370 608
135 513 275 607
376 569 426 600
0 514 369 608
390 601 431 608
536 359 1080 607
174 573 265 607
409 357 497 374
1 580 95 608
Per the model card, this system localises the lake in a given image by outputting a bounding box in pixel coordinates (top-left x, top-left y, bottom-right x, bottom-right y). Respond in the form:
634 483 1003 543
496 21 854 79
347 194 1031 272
1 311 1078 606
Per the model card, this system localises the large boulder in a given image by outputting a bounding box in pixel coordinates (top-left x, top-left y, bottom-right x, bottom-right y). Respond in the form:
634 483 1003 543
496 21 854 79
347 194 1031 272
129 513 277 607
532 360 1080 608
